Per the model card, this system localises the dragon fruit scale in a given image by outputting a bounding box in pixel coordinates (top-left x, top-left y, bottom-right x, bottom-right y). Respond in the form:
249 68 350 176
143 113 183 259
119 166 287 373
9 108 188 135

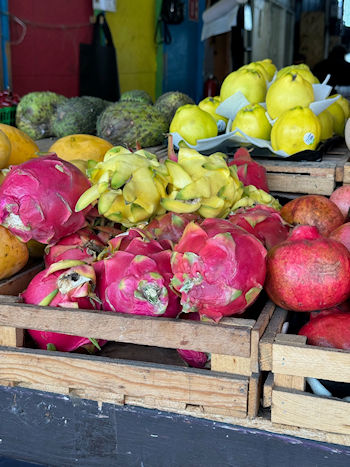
44 228 106 267
228 147 269 192
0 154 92 244
228 205 290 249
21 260 104 352
171 219 267 322
94 248 181 318
144 212 202 245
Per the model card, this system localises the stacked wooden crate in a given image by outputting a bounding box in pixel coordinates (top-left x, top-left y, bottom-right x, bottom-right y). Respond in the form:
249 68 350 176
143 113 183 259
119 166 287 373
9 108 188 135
0 268 277 423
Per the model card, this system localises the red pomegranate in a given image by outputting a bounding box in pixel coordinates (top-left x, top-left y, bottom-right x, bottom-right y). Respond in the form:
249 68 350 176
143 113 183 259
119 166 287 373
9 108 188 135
329 222 350 251
280 194 344 237
330 185 350 220
265 225 350 312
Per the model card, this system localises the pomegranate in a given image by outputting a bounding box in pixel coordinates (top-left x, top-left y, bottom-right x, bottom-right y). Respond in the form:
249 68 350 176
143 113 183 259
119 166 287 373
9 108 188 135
265 225 350 311
280 194 344 237
330 185 350 220
329 222 350 251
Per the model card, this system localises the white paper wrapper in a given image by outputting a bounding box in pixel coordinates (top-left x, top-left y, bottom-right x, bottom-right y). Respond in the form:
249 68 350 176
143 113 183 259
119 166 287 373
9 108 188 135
171 81 340 158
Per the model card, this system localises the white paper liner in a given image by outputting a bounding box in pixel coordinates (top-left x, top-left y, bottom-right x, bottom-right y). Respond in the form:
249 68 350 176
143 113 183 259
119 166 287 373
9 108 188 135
171 79 340 158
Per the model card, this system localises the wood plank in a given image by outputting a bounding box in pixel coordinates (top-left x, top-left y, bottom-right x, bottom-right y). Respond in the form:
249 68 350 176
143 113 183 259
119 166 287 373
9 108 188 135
259 307 288 371
247 372 262 418
343 162 350 184
0 300 252 356
211 354 251 376
273 336 350 383
250 300 276 372
0 347 249 417
265 173 335 195
272 388 350 435
259 159 337 173
274 374 305 391
262 372 274 408
0 327 24 347
0 262 44 295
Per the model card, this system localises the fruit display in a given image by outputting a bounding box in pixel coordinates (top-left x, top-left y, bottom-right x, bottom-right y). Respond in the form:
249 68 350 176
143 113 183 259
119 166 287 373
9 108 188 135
0 133 349 366
169 58 349 157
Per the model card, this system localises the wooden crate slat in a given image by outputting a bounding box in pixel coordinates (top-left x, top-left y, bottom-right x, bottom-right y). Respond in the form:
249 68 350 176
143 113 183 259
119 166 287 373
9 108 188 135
265 173 335 195
272 388 350 435
259 307 288 371
0 300 253 356
272 337 350 383
0 347 249 417
250 300 276 372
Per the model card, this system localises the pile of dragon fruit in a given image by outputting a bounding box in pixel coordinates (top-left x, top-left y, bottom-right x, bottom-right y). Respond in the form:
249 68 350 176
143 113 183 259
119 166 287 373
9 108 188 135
1 152 350 367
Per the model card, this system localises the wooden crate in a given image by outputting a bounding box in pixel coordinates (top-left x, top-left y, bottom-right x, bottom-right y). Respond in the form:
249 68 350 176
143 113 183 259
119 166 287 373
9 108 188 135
258 145 350 196
0 268 276 422
268 331 350 439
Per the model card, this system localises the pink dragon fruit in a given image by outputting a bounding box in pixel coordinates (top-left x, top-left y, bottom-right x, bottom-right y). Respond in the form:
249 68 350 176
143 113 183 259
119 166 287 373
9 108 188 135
94 249 181 318
44 228 106 267
144 212 202 245
0 154 92 244
228 147 269 192
107 228 168 256
21 260 104 352
171 218 267 321
228 205 290 249
176 312 208 368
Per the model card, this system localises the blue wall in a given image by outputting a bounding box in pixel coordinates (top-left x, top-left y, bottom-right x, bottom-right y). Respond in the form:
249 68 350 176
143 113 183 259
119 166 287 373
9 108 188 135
162 0 206 103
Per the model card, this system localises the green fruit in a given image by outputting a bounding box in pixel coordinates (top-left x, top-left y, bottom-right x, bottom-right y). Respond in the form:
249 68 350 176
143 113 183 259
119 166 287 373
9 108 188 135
96 102 169 148
16 91 67 140
119 89 153 105
170 104 218 145
266 72 314 119
154 91 195 124
51 96 111 137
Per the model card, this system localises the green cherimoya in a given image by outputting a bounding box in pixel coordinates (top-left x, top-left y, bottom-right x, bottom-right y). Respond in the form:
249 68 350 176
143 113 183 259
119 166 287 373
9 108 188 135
96 102 169 148
154 91 195 124
119 89 153 105
51 96 112 137
16 91 67 140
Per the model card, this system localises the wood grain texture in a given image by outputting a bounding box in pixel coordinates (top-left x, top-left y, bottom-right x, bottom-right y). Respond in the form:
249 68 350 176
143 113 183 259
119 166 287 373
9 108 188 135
272 336 350 383
0 301 252 356
262 372 273 408
0 347 249 417
0 327 24 347
211 354 251 376
247 372 262 418
259 307 288 371
250 300 276 372
272 388 350 435
274 374 305 391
